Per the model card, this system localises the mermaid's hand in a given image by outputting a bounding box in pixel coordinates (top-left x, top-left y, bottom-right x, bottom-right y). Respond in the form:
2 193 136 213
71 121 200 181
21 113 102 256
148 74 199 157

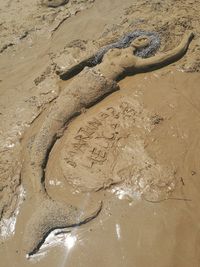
187 31 194 41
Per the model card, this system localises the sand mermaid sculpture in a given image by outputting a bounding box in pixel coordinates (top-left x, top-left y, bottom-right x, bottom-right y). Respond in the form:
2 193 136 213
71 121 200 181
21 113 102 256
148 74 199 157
20 30 194 256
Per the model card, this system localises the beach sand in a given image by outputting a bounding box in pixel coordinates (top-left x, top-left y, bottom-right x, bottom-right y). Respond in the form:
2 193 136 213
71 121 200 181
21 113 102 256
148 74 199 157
0 0 200 266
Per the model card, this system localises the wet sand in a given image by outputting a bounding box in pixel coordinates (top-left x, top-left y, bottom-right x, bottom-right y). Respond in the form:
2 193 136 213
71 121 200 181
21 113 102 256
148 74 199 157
1 0 200 266
2 68 200 267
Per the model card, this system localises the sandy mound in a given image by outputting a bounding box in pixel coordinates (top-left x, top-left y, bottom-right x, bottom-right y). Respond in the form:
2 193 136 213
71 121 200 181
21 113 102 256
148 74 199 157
46 90 176 202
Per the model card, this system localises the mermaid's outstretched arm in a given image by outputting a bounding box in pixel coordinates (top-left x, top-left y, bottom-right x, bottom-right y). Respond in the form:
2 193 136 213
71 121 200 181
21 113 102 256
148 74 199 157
134 31 194 71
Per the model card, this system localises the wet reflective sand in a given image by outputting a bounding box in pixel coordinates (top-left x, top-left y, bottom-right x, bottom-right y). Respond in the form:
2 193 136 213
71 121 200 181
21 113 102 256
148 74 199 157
1 0 200 266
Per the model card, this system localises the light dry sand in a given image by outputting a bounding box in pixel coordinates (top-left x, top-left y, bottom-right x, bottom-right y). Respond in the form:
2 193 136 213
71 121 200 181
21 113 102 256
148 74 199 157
0 0 200 266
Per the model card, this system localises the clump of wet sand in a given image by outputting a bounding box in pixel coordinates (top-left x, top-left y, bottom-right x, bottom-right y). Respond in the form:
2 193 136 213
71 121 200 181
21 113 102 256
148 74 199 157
42 0 69 8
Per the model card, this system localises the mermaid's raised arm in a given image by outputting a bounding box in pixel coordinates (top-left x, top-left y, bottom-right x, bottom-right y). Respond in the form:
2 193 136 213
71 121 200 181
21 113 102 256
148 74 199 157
134 31 194 71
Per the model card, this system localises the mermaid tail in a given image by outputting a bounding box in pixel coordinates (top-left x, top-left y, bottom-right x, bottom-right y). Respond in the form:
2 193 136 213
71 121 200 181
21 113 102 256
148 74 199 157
23 198 102 255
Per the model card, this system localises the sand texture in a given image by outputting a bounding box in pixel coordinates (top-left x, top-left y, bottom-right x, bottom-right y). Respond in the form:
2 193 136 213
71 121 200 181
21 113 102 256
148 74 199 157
1 0 200 266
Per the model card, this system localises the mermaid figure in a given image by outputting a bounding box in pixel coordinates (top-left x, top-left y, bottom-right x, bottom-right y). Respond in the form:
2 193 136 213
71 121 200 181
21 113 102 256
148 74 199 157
19 31 193 256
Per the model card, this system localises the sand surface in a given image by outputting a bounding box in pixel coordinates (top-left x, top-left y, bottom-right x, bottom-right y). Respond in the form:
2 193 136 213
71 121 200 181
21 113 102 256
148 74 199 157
0 0 200 266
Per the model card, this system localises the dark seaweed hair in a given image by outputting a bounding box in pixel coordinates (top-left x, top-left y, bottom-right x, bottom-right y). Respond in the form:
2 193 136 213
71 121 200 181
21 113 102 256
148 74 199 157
89 30 160 65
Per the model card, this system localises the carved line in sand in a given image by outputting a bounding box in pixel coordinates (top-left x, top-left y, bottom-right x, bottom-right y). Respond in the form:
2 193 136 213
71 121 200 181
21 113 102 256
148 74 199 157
47 97 176 202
